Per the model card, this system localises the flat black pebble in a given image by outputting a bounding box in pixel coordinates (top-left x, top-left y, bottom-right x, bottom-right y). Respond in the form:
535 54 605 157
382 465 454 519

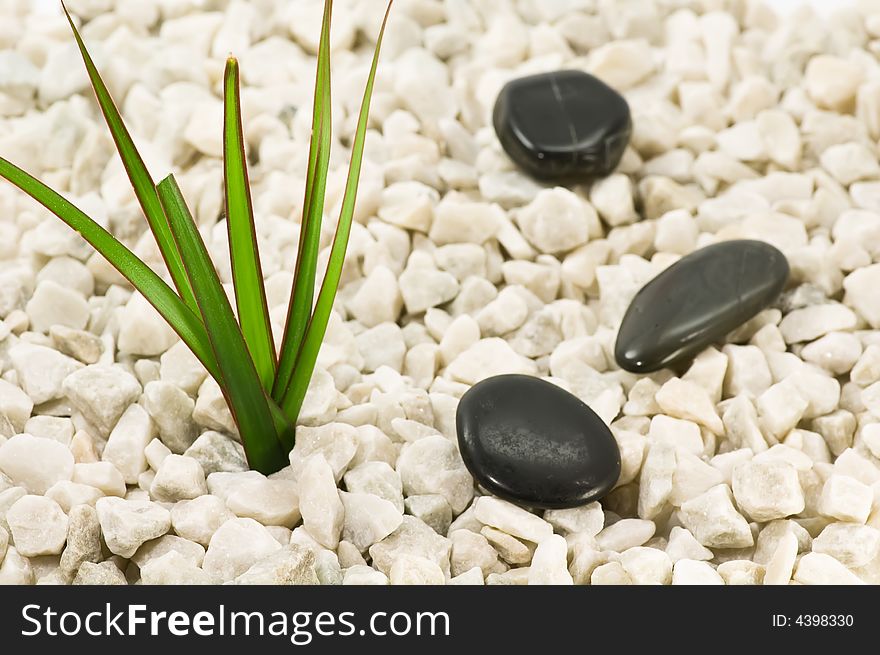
493 70 632 181
456 374 621 509
615 239 789 373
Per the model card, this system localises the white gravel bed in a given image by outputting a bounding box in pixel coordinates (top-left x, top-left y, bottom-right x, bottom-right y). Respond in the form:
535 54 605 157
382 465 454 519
0 0 880 585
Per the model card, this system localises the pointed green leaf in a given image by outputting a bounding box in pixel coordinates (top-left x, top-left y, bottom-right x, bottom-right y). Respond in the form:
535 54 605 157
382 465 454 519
279 1 393 419
156 175 287 474
273 0 333 401
62 2 199 314
0 156 220 381
223 57 276 390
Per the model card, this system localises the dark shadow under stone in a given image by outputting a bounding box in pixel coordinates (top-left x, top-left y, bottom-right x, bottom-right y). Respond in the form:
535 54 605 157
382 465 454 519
456 374 621 509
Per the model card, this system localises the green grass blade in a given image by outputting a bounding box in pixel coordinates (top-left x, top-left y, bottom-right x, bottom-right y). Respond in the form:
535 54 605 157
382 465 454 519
279 1 393 419
62 2 199 315
223 57 276 390
272 0 333 401
0 156 220 381
156 175 287 474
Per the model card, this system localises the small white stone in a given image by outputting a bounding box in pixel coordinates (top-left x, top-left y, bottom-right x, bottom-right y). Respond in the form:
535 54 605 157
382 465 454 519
543 502 604 536
666 526 714 563
731 459 804 522
794 552 864 585
638 442 676 519
844 264 880 328
343 565 389 585
0 546 33 585
159 341 208 396
671 559 724 585
819 475 873 523
397 435 473 514
63 365 141 436
389 554 445 585
343 462 403 512
474 497 553 544
813 523 880 569
170 495 234 547
0 379 33 433
95 496 171 558
648 415 703 455
587 39 655 90
763 531 798 585
679 485 753 549
596 519 656 551
150 455 207 502
800 332 862 375
117 292 179 357
73 462 125 498
756 379 808 440
529 534 573 585
290 423 359 482
143 381 198 454
369 516 451 577
25 280 89 333
805 54 864 112
235 545 319 586
429 199 503 245
340 491 403 552
619 547 673 585
448 566 485 585
722 345 772 397
221 476 301 528
756 109 801 169
398 265 459 315
298 455 344 550
10 342 83 405
192 374 237 434
6 495 68 557
184 431 248 475
450 529 500 577
131 534 206 570
102 405 155 485
516 188 593 254
821 142 880 186
202 518 282 583
591 561 633 585
655 378 723 434
348 266 403 328
445 338 538 385
140 551 214 585
476 287 529 337
45 481 103 513
590 174 638 226
0 433 74 494
779 304 857 343
355 323 407 373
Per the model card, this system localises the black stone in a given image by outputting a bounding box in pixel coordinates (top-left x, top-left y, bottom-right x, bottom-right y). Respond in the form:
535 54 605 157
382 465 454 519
456 374 621 509
492 70 632 181
615 239 790 373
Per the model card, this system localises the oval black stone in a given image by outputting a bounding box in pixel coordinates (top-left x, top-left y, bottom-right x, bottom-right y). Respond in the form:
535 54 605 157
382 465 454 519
493 70 632 181
456 374 621 509
614 239 790 373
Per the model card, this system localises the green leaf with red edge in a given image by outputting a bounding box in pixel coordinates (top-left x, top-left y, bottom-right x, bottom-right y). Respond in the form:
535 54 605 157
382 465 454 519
62 2 199 315
278 1 394 419
0 156 220 381
272 0 333 403
223 57 277 390
156 175 288 474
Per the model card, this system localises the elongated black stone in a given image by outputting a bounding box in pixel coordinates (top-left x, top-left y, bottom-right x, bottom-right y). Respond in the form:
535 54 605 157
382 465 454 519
614 240 790 373
493 70 631 181
456 374 621 509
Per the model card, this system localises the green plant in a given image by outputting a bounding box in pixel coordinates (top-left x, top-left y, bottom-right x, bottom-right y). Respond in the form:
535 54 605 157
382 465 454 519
0 1 393 474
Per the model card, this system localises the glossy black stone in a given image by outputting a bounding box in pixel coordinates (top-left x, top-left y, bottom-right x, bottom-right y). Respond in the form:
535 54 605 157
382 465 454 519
615 240 790 373
456 374 621 509
493 70 632 181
